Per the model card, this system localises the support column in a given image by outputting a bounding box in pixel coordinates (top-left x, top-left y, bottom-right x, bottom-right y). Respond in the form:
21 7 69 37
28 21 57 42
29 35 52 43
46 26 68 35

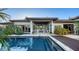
74 24 76 35
30 21 33 34
48 23 50 33
51 21 54 34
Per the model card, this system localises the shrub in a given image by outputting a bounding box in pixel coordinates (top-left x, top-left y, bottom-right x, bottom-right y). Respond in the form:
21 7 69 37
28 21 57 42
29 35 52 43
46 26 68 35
3 25 23 35
3 25 15 35
54 26 70 35
15 26 23 35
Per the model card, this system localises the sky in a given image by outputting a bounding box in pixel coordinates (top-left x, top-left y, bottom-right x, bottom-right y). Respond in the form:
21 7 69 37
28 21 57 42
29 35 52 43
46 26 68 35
2 8 79 20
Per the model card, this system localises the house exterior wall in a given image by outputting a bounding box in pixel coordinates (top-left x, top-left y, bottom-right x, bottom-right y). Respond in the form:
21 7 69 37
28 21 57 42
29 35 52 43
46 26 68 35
54 23 74 27
0 19 75 34
13 22 30 25
13 22 31 33
53 23 75 34
13 21 75 34
53 23 63 28
0 25 7 28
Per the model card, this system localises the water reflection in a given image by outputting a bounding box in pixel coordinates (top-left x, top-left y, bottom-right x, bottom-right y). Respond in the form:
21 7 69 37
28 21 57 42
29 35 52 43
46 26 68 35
0 37 33 51
29 37 33 49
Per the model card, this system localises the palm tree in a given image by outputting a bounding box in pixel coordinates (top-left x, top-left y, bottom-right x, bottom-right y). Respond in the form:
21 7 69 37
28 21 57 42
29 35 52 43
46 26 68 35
0 8 10 50
0 8 10 21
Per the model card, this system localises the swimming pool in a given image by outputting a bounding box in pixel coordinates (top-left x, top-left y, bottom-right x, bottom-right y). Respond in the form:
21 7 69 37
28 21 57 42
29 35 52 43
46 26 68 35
0 36 64 51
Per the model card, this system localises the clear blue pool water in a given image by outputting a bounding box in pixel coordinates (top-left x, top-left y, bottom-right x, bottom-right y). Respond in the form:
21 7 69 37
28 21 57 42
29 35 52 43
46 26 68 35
0 36 64 51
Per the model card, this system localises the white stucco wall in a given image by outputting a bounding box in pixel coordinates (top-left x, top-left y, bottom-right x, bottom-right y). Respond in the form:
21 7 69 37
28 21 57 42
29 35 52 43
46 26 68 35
51 23 63 34
53 23 63 28
14 22 30 25
0 25 6 28
13 21 34 34
53 23 74 28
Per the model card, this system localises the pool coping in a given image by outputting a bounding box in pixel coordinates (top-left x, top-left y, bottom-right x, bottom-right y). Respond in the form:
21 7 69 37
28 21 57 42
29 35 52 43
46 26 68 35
8 34 49 37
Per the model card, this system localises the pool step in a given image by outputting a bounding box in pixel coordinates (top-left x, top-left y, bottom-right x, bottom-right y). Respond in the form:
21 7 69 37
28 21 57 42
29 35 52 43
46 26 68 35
43 39 53 51
43 38 58 51
48 38 65 51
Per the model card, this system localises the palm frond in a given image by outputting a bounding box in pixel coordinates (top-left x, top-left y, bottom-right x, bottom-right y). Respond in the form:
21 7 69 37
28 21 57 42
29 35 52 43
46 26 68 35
0 8 7 11
0 15 6 20
0 12 10 20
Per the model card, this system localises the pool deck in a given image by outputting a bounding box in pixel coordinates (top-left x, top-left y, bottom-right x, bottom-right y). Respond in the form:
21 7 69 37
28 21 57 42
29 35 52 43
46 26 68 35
64 35 79 40
53 36 79 51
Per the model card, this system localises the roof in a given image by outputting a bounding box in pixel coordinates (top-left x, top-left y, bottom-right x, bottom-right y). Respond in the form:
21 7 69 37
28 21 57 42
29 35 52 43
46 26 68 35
0 22 12 25
0 17 77 24
69 16 79 20
10 17 58 22
53 20 75 23
10 19 30 22
26 17 58 21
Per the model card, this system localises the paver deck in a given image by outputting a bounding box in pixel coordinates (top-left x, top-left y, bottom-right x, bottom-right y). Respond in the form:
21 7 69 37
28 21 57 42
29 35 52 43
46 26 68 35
53 36 79 51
